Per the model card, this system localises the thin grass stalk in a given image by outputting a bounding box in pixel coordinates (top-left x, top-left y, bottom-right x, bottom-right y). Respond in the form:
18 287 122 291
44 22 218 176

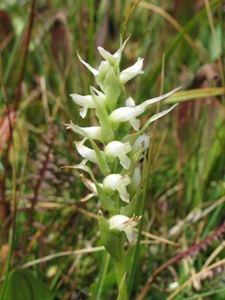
0 54 17 300
204 0 225 100
88 0 95 88
95 251 110 299
14 0 36 111
166 258 225 300
177 288 225 300
143 0 222 95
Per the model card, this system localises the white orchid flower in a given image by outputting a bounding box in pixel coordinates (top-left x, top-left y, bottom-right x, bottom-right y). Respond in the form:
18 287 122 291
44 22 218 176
119 58 144 84
98 35 130 67
75 139 100 164
109 214 142 243
103 174 131 203
105 141 132 169
110 87 180 131
70 93 95 118
109 106 143 131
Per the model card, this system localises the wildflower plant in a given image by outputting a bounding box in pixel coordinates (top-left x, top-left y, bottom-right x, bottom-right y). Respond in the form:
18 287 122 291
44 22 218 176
66 37 179 299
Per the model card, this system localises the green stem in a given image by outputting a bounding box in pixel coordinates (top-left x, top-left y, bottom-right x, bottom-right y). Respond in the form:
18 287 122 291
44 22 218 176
113 234 128 300
96 252 110 299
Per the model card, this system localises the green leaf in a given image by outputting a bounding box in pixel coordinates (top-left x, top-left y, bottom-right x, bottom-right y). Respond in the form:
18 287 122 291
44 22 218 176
164 87 224 104
120 187 143 217
98 211 120 259
117 273 128 300
104 66 120 112
4 269 54 300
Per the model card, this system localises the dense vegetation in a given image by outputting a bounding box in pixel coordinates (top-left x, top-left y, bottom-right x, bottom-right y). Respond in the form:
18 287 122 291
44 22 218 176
0 0 225 299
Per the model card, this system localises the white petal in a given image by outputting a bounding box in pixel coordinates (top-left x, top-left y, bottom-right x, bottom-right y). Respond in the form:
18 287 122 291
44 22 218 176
126 97 135 107
98 36 130 67
103 174 131 202
133 134 150 154
109 214 141 243
70 94 95 118
105 141 132 169
130 117 140 131
103 174 122 190
110 106 144 130
66 122 104 142
109 215 129 232
124 226 137 243
117 182 130 203
77 53 98 76
98 47 117 65
120 58 144 84
91 87 105 99
75 139 99 163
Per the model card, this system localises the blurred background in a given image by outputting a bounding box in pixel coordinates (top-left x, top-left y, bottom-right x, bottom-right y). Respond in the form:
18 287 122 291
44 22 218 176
0 0 225 299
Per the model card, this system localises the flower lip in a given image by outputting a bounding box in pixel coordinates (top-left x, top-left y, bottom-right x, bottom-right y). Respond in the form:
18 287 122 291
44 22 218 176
120 57 144 84
105 141 132 169
103 174 131 203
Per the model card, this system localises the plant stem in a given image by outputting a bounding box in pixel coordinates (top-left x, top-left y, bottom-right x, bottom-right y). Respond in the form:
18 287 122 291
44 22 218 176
113 234 128 300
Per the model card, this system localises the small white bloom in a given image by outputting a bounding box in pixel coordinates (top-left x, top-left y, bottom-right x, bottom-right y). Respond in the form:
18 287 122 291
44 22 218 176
109 106 144 131
98 35 130 67
103 174 131 203
75 139 100 164
109 88 180 131
98 46 118 65
105 141 132 169
109 214 142 243
120 58 144 84
70 94 95 118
